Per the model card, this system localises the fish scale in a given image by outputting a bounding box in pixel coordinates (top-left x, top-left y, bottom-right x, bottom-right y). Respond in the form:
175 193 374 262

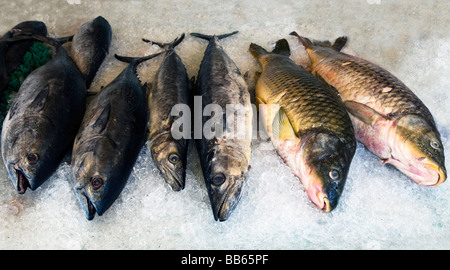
291 32 446 186
318 55 435 123
260 61 354 143
250 39 356 212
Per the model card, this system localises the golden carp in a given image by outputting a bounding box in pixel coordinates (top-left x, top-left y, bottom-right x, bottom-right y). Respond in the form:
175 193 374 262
291 31 446 186
249 39 356 212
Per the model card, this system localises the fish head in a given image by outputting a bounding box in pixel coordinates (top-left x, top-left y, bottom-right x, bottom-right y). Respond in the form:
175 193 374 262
390 114 446 186
204 143 250 221
10 21 47 37
300 132 353 212
149 134 187 191
2 121 57 194
72 148 120 220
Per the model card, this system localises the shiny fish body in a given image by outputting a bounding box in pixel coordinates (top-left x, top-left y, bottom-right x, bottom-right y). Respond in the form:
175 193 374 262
191 31 253 221
291 32 446 186
249 39 356 212
71 16 112 89
146 34 190 191
70 52 161 220
1 38 86 194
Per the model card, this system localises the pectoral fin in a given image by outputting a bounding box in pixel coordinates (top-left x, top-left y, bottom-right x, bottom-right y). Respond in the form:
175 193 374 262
344 100 387 126
272 107 297 140
90 103 111 134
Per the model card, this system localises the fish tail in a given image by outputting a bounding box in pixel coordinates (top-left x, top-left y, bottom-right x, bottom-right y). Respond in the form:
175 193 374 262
190 30 238 41
142 33 185 50
272 39 290 56
31 34 73 48
289 31 314 49
290 31 347 52
114 50 167 65
249 39 290 59
249 43 269 59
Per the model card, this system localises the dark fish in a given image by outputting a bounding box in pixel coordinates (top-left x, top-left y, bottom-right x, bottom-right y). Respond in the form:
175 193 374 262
71 16 112 89
71 51 164 220
0 21 48 95
1 36 86 194
143 33 191 191
291 31 446 186
249 39 356 212
191 31 253 221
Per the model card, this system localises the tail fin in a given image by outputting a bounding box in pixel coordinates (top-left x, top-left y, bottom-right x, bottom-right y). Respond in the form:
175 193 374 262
249 39 291 58
190 31 238 41
249 43 269 59
331 37 348 51
114 50 167 65
272 39 290 56
290 31 347 52
142 33 185 50
31 34 73 48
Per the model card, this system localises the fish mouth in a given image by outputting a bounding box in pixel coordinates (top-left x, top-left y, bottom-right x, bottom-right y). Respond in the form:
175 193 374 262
160 165 185 191
211 179 245 222
317 192 331 212
422 163 446 187
388 155 447 186
16 168 31 194
74 189 98 220
9 164 32 194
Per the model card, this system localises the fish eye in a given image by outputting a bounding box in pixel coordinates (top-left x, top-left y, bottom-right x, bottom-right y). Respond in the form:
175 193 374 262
91 176 103 190
168 153 180 164
329 169 340 180
211 173 226 186
26 153 39 164
430 140 441 150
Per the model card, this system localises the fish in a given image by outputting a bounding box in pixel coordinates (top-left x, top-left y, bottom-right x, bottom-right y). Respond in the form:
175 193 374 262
71 16 112 89
191 31 253 221
249 39 356 212
70 51 164 220
291 31 446 186
1 36 86 194
0 21 48 95
143 33 191 191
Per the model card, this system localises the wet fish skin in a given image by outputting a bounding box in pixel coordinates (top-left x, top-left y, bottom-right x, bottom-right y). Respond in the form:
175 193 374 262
145 34 190 191
71 52 163 220
249 39 356 212
0 21 48 95
1 37 86 194
291 32 446 186
71 16 112 89
191 31 253 221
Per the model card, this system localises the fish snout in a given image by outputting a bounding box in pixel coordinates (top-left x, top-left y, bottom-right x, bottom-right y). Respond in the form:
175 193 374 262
209 173 246 222
422 163 447 187
309 181 340 213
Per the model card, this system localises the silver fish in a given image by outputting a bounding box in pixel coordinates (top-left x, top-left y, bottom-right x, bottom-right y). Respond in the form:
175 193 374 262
191 31 253 221
144 33 191 191
71 51 164 220
1 36 86 194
